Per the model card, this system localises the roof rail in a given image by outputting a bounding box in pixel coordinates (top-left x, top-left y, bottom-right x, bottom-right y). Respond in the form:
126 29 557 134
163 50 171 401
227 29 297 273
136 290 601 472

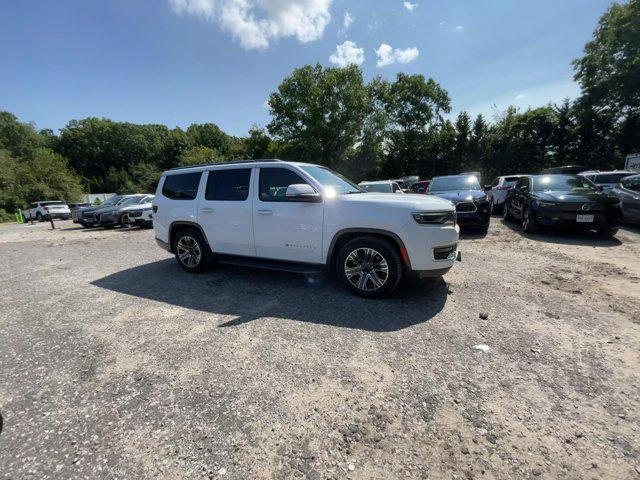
169 158 282 171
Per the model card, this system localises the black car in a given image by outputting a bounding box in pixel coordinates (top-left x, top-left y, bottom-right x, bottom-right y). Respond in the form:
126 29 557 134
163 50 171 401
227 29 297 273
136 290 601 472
503 174 622 236
427 174 491 232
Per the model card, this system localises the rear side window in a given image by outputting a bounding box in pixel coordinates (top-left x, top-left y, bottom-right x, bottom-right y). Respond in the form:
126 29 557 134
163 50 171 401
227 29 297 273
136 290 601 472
162 172 202 200
205 169 251 201
621 176 640 192
259 168 309 202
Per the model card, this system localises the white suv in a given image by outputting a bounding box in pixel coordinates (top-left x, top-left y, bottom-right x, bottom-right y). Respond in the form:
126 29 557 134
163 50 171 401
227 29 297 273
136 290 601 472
153 160 460 297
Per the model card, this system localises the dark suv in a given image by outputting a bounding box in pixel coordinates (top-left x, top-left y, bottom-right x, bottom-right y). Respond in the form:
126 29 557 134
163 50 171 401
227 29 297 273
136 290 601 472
503 174 622 236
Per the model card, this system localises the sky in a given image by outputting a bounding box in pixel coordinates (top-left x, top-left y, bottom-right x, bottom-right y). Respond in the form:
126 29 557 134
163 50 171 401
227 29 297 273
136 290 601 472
0 0 615 136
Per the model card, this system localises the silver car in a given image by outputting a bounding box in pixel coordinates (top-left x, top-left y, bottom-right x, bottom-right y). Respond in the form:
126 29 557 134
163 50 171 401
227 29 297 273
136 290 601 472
581 171 635 192
610 174 640 225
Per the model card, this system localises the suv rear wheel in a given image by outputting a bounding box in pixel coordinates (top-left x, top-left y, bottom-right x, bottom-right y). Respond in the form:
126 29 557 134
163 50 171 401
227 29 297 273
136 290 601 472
336 237 402 297
173 228 212 273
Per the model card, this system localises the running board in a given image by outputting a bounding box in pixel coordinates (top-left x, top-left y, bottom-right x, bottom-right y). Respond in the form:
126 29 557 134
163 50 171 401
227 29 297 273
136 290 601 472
216 255 324 275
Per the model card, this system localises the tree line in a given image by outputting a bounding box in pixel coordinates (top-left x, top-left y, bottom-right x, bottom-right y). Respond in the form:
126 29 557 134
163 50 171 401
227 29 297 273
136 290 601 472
0 0 638 221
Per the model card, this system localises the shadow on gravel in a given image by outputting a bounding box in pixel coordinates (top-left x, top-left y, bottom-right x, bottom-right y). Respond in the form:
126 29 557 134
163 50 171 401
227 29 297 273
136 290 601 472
500 218 623 247
92 259 448 332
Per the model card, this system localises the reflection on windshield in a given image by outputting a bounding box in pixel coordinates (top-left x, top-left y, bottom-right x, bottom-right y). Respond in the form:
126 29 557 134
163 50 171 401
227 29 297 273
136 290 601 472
429 176 481 192
300 165 363 194
533 175 598 192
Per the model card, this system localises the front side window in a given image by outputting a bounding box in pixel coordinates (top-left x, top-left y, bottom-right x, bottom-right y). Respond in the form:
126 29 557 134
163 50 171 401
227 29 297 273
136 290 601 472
162 172 202 200
260 168 310 202
515 178 529 190
205 169 251 201
621 176 640 192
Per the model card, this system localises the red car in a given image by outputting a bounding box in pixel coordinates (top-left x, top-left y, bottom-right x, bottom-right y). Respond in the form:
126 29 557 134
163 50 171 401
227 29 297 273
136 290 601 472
411 180 431 194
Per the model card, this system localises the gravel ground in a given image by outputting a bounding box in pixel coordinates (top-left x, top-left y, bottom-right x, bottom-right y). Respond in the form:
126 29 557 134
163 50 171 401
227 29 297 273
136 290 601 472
1 218 639 479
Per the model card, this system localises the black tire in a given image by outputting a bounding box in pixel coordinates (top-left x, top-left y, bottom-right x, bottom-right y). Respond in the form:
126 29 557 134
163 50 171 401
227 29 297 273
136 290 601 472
336 236 403 298
478 223 489 235
596 227 618 238
119 214 132 228
173 228 212 273
79 221 89 228
522 206 539 234
36 212 43 222
502 202 514 222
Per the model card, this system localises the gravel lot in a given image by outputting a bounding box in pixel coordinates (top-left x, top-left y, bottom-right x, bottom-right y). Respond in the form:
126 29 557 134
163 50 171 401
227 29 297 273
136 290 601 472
1 218 639 479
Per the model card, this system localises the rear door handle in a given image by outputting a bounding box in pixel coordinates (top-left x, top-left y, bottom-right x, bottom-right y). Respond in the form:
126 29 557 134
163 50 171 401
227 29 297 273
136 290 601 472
257 209 273 215
201 207 215 213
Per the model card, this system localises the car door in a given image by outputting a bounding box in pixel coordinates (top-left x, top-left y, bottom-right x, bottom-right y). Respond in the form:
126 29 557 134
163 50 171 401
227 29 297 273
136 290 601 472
512 178 530 218
619 177 640 222
253 166 324 264
198 168 255 256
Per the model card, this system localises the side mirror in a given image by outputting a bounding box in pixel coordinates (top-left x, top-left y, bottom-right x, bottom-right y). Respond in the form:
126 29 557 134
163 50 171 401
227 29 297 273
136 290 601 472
285 184 322 202
596 184 603 192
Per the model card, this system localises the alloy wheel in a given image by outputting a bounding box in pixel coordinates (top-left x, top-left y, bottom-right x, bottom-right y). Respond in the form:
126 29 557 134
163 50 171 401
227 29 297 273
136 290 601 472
176 236 202 269
344 247 389 292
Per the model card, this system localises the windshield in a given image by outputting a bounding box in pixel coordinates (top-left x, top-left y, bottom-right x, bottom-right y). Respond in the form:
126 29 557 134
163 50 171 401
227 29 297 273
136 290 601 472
429 176 481 192
532 175 598 192
300 165 363 194
119 195 146 206
592 173 633 184
503 177 521 187
361 183 392 193
102 196 122 206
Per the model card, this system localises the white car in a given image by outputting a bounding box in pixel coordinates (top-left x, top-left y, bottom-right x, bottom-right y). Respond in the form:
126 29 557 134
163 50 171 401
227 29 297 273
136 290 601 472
484 175 526 212
23 201 71 222
359 180 405 194
125 201 154 228
153 160 460 297
580 170 636 192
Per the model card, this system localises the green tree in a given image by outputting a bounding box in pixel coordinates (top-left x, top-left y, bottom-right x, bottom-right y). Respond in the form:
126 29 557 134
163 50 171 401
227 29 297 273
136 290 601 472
0 111 44 158
573 0 640 115
178 146 224 167
268 63 370 168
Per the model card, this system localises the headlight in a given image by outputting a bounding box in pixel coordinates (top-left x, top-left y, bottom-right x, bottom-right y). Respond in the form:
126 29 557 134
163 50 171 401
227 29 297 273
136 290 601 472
412 211 456 225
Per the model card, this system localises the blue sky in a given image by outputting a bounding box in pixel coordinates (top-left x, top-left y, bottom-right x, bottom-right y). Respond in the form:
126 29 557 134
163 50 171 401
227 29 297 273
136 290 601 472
0 0 614 136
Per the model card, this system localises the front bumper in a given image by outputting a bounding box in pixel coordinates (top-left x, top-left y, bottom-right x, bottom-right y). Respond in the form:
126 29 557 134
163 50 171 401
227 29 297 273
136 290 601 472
535 206 622 229
455 202 491 227
401 220 460 272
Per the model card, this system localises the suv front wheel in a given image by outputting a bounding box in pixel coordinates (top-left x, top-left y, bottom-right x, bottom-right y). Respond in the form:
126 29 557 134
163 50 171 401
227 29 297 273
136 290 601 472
336 237 403 297
173 228 212 273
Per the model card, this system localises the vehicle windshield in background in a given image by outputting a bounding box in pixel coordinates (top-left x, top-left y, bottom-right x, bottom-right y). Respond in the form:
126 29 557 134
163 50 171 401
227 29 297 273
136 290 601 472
503 177 521 187
592 173 633 184
101 197 122 206
41 201 65 206
429 176 481 192
532 175 598 192
361 184 392 193
300 165 363 194
119 195 146 206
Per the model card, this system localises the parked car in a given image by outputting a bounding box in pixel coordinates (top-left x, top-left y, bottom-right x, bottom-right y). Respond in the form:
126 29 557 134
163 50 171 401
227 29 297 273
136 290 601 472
484 175 526 213
609 174 640 225
359 180 405 193
540 165 588 175
502 174 622 236
22 201 71 222
411 180 431 194
153 159 461 297
391 179 411 192
93 194 154 228
579 170 635 192
68 203 92 223
79 195 125 227
126 201 154 228
427 174 491 233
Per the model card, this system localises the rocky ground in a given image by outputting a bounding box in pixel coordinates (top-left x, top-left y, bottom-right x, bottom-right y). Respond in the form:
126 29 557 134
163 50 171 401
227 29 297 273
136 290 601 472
0 218 639 479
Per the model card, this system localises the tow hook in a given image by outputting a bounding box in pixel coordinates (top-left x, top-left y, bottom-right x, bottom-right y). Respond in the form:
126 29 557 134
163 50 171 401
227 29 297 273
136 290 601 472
456 251 462 262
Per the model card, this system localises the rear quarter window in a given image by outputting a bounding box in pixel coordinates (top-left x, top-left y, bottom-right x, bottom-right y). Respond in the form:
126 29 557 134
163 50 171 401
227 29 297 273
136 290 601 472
162 172 202 200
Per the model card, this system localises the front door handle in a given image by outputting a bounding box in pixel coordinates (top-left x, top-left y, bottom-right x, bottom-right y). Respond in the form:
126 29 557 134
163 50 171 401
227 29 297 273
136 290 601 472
257 209 273 215
201 207 215 213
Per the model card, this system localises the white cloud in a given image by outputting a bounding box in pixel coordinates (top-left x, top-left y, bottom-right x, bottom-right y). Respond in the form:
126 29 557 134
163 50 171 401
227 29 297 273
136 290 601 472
439 21 446 26
515 94 526 100
343 11 354 29
403 2 417 12
375 43 419 67
329 41 365 67
452 25 464 32
169 0 333 50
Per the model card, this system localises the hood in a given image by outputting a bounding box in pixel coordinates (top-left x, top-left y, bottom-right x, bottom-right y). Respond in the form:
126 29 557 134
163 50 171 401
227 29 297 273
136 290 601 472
428 190 487 203
340 192 454 210
533 191 617 204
